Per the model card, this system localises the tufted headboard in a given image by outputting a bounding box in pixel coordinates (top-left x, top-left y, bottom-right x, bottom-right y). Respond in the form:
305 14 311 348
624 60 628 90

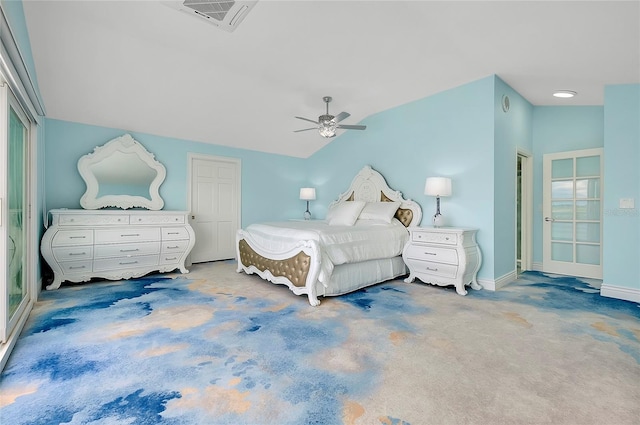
328 165 422 227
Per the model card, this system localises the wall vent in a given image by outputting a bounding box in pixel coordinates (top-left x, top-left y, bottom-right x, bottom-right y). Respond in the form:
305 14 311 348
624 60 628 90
163 1 258 32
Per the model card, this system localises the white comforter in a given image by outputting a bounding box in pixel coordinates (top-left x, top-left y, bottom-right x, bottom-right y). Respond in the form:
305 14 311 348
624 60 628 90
243 219 409 286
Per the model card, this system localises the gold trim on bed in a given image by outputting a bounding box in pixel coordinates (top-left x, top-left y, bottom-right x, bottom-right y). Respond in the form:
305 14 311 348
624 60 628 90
238 239 311 288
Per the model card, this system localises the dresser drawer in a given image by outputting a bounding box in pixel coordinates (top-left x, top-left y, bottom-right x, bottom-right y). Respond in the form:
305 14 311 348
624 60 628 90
59 214 129 226
94 241 161 259
161 239 190 254
94 228 161 244
160 253 183 265
404 244 458 265
52 230 94 246
162 227 190 240
60 260 93 274
53 246 93 262
411 230 457 245
410 259 458 279
94 254 160 272
130 214 186 225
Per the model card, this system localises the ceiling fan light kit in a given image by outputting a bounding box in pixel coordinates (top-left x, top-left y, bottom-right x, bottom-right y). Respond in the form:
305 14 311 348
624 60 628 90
295 96 367 138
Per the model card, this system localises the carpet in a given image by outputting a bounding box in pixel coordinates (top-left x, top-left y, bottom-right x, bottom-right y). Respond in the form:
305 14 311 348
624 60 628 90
0 262 638 425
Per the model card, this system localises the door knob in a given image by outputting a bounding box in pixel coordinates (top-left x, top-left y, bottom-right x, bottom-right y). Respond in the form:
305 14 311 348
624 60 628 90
191 215 195 219
544 217 555 222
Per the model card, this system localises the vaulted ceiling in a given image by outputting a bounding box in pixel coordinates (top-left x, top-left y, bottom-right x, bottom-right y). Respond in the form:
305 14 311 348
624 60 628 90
23 1 640 158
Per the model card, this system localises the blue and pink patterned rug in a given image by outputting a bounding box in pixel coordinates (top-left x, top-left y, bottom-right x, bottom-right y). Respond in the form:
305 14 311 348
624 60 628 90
1 262 638 425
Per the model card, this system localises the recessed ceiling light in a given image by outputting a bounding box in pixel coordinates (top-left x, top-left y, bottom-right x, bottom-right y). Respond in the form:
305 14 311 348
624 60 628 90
553 90 577 98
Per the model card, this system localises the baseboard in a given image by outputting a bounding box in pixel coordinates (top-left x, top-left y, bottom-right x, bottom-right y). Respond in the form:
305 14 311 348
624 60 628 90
531 262 543 271
600 283 640 304
478 270 517 292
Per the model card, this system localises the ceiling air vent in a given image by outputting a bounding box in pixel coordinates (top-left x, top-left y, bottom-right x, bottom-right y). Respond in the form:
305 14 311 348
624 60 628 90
163 1 258 32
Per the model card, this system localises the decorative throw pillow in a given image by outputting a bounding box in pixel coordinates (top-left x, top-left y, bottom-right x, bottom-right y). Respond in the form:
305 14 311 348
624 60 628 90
358 201 401 223
326 201 366 226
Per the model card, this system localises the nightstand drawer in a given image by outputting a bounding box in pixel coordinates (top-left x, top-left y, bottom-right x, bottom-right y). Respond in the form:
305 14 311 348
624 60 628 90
411 230 457 245
404 244 458 265
410 259 458 279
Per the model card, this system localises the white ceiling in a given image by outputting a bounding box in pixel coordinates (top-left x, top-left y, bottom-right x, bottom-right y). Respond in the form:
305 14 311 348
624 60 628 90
23 1 640 158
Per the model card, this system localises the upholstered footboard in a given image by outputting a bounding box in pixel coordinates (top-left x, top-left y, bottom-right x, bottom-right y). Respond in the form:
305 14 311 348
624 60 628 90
235 229 324 306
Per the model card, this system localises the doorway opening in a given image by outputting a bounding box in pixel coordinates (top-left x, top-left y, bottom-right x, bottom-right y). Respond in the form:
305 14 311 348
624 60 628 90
517 151 533 275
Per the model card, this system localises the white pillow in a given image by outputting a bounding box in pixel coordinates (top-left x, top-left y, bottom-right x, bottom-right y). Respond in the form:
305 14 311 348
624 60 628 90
358 201 400 223
326 201 366 226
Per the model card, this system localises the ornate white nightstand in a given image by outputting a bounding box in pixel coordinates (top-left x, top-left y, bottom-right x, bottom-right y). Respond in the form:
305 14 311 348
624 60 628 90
402 227 482 295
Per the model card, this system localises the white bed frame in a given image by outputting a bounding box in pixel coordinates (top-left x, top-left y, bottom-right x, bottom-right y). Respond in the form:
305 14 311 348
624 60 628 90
236 166 422 306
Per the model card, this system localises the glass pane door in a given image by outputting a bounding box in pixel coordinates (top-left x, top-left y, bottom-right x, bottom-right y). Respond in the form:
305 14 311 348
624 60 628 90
2 88 30 343
7 107 27 320
543 149 603 279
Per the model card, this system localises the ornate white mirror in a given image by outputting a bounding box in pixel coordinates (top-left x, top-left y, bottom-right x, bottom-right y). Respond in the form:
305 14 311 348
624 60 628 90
78 134 166 210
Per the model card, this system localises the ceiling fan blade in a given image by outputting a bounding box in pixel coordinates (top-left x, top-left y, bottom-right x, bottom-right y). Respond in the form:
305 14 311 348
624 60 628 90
294 127 318 133
337 124 367 130
294 116 319 125
333 112 350 123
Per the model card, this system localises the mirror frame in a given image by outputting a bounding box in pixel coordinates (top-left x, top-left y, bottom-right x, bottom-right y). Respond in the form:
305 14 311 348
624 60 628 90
78 134 166 210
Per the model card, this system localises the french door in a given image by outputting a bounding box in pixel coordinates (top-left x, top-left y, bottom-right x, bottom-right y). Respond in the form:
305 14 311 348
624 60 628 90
1 83 31 343
542 148 603 279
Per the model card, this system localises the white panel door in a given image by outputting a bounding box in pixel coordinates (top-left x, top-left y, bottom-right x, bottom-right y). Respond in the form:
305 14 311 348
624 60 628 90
188 155 240 263
543 148 603 279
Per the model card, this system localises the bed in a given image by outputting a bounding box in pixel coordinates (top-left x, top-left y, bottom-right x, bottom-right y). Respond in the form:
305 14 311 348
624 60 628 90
236 166 422 306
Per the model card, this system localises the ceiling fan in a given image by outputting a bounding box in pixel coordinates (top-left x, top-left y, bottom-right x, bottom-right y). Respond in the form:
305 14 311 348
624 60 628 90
294 96 367 138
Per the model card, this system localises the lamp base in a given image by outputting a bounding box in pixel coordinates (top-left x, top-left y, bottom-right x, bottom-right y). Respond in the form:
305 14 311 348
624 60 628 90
433 213 445 227
304 210 311 220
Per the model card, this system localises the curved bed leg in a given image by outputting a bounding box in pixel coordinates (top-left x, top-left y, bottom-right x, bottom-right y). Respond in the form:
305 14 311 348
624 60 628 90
307 289 321 307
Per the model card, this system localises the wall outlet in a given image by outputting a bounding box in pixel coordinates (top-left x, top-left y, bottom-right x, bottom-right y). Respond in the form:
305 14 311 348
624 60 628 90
619 198 635 209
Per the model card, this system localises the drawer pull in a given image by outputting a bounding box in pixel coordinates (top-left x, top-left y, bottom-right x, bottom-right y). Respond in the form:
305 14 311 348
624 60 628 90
119 248 140 253
167 232 180 235
68 252 87 256
70 236 86 239
121 233 140 237
119 260 139 265
165 257 178 261
69 265 86 270
426 267 438 272
424 252 436 255
166 245 180 250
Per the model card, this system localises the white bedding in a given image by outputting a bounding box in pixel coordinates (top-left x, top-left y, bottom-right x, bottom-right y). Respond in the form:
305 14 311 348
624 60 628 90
245 219 408 263
244 219 409 287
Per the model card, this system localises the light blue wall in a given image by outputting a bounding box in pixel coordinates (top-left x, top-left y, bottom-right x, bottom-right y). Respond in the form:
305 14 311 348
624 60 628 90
603 84 640 291
531 106 605 264
43 119 308 227
494 76 534 279
307 76 497 281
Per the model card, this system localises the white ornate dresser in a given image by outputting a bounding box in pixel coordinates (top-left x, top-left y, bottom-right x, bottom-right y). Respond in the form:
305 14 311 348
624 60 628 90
41 133 196 290
41 209 195 290
402 227 482 296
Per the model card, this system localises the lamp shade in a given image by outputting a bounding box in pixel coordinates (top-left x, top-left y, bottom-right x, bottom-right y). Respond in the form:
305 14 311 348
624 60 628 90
424 177 452 197
299 187 316 200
